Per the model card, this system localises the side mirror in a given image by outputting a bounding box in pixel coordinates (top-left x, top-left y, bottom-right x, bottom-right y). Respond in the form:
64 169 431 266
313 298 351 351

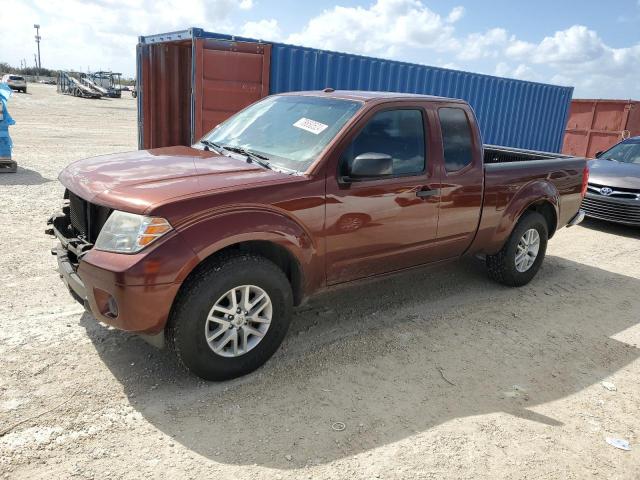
349 152 393 180
595 151 604 158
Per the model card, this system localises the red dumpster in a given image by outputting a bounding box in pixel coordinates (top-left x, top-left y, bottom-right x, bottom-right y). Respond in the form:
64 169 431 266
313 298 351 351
562 99 640 158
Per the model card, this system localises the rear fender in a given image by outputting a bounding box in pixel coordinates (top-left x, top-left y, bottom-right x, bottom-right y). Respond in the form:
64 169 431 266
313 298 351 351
486 180 559 254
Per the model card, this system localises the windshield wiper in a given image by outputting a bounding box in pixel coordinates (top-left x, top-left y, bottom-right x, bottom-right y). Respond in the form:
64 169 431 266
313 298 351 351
218 145 273 170
199 139 223 153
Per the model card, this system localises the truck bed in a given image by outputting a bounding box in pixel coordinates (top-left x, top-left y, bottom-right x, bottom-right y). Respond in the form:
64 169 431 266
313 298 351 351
483 145 572 164
473 149 586 256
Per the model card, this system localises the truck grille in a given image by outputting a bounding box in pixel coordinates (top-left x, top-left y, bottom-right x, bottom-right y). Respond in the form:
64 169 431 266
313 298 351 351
66 190 112 242
68 191 88 237
582 194 640 226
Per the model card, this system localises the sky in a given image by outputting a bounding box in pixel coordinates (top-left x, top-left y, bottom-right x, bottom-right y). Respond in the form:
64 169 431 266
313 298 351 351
3 0 640 98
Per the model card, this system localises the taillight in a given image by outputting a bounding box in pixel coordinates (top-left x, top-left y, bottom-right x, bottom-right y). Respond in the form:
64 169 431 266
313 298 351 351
581 165 589 198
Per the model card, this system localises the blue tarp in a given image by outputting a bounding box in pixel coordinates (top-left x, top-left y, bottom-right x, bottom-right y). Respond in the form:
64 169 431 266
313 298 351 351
0 83 15 159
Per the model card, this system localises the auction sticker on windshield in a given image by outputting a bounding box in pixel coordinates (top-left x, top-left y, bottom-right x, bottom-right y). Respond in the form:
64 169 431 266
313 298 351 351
293 118 329 135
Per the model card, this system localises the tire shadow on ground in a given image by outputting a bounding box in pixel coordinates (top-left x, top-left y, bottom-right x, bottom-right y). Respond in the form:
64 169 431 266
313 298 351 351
80 255 640 469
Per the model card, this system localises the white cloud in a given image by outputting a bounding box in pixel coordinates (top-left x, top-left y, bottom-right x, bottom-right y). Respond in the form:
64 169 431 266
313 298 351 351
286 0 464 58
494 62 542 82
457 28 508 61
504 39 535 58
507 26 607 64
446 6 465 23
494 62 510 77
2 0 252 76
502 25 640 96
241 19 282 41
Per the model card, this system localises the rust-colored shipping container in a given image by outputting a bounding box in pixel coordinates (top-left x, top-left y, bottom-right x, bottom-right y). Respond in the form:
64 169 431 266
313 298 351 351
137 32 270 149
562 99 640 158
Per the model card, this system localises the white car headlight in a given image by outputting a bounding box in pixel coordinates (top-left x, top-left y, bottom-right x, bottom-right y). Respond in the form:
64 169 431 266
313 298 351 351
94 211 172 254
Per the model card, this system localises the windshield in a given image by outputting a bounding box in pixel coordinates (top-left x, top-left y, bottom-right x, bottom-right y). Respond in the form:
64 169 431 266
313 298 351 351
201 95 362 173
9 76 24 81
600 141 640 164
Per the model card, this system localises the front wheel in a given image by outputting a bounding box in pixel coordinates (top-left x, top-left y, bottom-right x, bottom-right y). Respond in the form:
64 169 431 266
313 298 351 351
167 252 293 381
486 211 548 287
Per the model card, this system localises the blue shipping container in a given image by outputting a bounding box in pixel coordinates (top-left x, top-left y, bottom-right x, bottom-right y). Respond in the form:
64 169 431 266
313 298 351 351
137 28 573 153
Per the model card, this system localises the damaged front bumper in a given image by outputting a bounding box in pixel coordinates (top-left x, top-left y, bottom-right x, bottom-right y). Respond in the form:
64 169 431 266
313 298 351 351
46 213 93 308
46 214 173 349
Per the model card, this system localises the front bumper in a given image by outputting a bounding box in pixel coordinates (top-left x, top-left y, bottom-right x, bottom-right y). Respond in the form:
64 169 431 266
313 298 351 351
48 216 196 342
52 243 180 345
581 193 640 226
53 244 88 307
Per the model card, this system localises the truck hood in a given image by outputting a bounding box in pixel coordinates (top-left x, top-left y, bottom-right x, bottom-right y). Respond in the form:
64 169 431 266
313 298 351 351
59 146 292 213
588 159 640 190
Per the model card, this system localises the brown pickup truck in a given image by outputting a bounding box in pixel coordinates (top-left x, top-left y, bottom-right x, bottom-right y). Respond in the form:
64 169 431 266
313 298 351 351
47 90 588 380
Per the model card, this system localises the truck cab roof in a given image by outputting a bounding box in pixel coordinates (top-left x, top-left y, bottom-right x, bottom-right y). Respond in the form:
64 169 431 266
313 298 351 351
278 90 465 104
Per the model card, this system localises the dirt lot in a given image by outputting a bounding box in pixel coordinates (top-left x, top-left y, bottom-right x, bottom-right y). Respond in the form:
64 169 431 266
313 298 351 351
1 83 639 479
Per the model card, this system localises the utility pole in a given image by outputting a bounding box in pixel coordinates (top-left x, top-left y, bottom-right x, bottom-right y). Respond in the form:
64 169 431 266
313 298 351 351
34 24 41 77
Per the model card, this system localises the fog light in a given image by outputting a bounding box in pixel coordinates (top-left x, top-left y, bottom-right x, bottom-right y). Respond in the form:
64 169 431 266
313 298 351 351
107 296 119 318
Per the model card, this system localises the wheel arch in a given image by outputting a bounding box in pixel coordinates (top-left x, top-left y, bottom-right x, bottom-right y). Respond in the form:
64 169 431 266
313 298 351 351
475 179 559 256
496 181 559 248
525 200 558 238
196 240 306 306
170 208 320 313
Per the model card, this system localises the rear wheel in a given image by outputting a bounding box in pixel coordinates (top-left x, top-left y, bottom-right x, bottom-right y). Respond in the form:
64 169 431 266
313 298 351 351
167 252 293 380
486 211 548 286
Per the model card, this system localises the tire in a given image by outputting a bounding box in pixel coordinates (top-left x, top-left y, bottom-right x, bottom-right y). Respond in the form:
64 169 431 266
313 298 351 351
486 211 548 287
167 252 293 380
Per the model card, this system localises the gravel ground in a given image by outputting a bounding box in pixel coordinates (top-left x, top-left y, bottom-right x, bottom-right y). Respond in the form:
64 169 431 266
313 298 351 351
1 83 639 479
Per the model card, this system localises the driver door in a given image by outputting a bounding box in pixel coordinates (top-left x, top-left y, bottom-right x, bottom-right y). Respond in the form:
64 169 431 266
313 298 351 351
324 104 441 285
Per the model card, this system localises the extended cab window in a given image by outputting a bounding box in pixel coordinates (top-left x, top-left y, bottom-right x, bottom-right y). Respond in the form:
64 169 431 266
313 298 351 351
342 109 426 176
438 107 473 172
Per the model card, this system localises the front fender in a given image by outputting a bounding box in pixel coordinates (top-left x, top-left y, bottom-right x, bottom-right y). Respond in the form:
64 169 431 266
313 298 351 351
175 206 322 295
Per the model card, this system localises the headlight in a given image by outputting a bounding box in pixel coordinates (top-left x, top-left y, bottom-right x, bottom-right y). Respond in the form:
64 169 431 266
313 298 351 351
94 211 172 254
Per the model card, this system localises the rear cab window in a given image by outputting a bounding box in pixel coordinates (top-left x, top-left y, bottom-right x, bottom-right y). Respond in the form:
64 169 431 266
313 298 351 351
341 108 427 177
438 107 473 172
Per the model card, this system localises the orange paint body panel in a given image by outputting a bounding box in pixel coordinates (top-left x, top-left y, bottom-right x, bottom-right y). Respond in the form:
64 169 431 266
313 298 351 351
562 99 640 158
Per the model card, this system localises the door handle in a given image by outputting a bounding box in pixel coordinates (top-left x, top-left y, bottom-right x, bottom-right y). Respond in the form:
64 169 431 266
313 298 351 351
416 188 439 198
